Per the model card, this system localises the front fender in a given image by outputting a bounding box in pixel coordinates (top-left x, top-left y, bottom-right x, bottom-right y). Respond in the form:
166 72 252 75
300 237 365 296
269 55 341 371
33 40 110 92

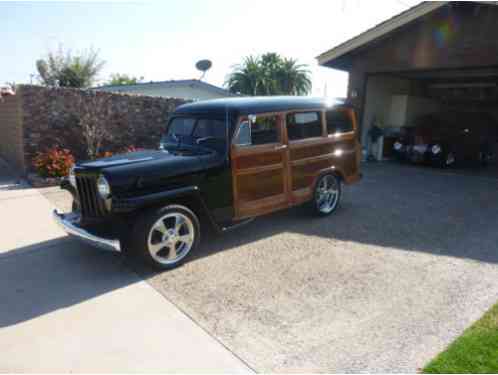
112 186 223 232
112 186 201 213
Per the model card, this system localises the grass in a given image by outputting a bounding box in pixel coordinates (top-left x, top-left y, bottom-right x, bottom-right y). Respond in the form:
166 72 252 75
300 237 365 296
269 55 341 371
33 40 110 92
423 302 498 373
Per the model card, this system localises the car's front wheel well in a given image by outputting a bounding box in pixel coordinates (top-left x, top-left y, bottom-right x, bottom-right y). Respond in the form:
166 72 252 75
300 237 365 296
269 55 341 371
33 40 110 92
130 193 213 231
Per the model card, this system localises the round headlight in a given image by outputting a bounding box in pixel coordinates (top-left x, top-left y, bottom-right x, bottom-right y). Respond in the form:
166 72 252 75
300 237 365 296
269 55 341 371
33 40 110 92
68 166 76 188
394 142 403 151
97 175 111 198
432 144 442 155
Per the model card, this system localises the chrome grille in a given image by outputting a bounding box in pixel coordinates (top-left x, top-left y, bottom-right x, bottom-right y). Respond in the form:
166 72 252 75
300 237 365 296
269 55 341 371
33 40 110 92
76 175 107 218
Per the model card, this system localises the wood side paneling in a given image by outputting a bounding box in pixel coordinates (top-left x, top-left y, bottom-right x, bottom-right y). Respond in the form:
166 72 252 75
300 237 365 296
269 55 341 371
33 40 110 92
235 151 283 170
236 167 284 202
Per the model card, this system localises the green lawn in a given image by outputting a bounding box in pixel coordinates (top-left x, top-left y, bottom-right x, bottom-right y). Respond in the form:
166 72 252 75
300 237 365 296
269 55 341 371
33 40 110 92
423 302 498 373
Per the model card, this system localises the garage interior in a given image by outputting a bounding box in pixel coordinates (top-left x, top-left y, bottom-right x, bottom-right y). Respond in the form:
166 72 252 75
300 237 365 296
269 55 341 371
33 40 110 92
363 68 498 175
317 1 498 177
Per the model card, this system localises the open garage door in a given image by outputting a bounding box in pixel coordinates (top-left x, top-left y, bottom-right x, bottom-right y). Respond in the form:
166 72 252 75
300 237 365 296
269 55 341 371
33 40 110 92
362 68 498 178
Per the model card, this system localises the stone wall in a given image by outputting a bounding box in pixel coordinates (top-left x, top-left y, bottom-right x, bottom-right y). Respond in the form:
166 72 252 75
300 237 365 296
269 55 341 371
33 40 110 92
18 85 187 173
0 93 25 173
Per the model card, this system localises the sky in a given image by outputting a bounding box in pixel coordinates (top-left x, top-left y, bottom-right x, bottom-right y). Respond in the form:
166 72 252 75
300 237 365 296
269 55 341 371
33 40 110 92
1 0 421 98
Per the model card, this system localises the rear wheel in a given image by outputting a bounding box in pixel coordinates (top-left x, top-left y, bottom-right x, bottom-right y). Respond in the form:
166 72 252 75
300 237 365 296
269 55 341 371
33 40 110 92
311 173 341 216
130 205 200 270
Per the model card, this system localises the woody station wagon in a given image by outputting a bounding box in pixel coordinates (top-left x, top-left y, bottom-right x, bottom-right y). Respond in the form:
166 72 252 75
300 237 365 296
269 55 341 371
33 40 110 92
54 97 362 269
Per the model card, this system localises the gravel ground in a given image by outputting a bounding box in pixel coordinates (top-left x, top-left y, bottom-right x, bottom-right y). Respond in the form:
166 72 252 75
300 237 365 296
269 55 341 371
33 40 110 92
42 163 498 373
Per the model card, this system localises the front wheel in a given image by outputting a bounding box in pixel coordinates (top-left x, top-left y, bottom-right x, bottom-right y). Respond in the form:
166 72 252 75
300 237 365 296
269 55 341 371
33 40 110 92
311 173 342 216
130 205 200 270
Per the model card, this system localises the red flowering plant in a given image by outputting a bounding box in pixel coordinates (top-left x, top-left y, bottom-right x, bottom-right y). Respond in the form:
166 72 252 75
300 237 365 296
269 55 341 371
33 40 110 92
32 147 75 178
124 145 143 153
95 145 142 159
97 151 114 159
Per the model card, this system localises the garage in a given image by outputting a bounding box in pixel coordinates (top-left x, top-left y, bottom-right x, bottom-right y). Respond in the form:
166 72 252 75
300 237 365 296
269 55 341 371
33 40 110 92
317 1 498 175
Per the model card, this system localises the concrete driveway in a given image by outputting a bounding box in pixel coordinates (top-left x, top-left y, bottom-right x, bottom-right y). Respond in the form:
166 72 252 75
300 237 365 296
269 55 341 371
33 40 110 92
0 179 250 372
2 163 498 373
138 163 498 372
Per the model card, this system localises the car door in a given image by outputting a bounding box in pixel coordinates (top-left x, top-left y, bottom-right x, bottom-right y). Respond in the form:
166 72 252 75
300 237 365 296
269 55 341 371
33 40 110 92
285 110 328 205
230 113 289 219
286 107 360 205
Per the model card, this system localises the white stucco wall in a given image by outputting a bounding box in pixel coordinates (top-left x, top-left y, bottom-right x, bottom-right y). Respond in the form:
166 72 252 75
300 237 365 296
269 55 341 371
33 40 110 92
362 75 411 146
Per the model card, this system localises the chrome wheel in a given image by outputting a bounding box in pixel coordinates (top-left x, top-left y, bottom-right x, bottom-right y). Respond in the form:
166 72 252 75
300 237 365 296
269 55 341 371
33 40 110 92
147 212 195 265
315 174 339 214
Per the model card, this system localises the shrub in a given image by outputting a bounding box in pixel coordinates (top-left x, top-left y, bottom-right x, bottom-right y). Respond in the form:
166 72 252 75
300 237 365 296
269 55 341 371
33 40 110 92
96 145 142 159
33 147 75 178
97 151 114 159
124 145 142 153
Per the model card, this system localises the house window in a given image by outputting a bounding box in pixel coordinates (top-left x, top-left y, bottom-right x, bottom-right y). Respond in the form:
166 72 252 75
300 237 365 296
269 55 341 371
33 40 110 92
286 112 322 141
326 109 354 134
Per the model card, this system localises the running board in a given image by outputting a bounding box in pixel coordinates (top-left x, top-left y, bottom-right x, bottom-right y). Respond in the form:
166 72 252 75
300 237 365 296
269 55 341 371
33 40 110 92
220 218 255 232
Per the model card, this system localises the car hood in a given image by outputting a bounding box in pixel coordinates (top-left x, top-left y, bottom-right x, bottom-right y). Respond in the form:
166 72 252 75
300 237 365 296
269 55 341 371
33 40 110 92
77 150 173 169
75 150 214 193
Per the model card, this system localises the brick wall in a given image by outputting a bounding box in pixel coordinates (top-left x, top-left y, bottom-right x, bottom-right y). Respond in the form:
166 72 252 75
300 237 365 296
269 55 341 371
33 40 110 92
16 85 187 173
0 94 25 172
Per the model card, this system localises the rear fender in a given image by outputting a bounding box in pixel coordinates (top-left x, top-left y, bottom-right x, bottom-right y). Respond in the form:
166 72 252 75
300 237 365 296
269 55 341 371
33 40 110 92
310 167 346 193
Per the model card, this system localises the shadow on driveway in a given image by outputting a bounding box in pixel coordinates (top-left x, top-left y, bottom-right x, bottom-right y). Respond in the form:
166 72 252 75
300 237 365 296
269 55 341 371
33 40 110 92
3 163 498 330
0 238 135 328
183 162 498 267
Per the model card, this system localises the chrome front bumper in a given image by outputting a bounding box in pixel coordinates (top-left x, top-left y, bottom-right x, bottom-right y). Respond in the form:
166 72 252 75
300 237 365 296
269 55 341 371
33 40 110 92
52 209 121 252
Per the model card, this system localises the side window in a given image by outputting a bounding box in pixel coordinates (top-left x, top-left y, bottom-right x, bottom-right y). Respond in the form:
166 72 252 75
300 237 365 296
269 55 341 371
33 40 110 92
286 112 322 140
251 116 279 145
235 116 279 146
326 109 354 135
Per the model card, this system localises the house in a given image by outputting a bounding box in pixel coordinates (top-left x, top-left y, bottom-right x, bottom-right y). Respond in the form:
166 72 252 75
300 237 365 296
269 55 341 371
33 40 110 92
95 79 235 101
0 86 15 99
317 1 498 161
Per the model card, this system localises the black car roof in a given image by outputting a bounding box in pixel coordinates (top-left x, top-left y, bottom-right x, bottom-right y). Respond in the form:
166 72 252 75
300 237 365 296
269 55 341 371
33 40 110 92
174 96 348 116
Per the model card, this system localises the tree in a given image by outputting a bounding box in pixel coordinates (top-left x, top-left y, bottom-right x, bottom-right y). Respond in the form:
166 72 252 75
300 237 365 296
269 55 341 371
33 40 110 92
36 46 105 88
105 73 143 86
277 58 312 96
76 91 112 159
226 53 311 96
225 56 262 96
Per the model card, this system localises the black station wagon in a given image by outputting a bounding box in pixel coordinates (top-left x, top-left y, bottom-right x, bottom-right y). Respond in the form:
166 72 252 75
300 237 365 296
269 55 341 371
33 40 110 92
54 97 362 269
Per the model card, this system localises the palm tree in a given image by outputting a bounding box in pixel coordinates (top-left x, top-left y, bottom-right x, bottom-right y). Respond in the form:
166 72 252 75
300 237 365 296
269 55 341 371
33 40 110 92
226 53 311 96
226 56 262 96
278 58 312 95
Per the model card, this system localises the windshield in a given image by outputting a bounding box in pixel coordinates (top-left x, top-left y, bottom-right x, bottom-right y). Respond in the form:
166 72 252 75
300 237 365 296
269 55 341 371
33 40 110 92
163 116 228 154
167 117 196 140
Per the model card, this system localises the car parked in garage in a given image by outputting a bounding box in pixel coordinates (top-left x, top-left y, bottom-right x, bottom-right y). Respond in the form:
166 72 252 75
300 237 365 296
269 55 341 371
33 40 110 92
53 97 362 269
393 111 498 168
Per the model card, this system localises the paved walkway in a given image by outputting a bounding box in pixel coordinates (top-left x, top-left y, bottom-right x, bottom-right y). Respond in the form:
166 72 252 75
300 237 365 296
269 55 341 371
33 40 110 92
0 177 250 372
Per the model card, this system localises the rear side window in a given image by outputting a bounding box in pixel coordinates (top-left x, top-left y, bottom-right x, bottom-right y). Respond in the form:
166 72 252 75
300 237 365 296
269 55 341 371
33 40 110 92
286 112 322 140
326 109 354 134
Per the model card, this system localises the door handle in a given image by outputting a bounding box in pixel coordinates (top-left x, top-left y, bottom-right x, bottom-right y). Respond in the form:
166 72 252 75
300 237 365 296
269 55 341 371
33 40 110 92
274 145 287 151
